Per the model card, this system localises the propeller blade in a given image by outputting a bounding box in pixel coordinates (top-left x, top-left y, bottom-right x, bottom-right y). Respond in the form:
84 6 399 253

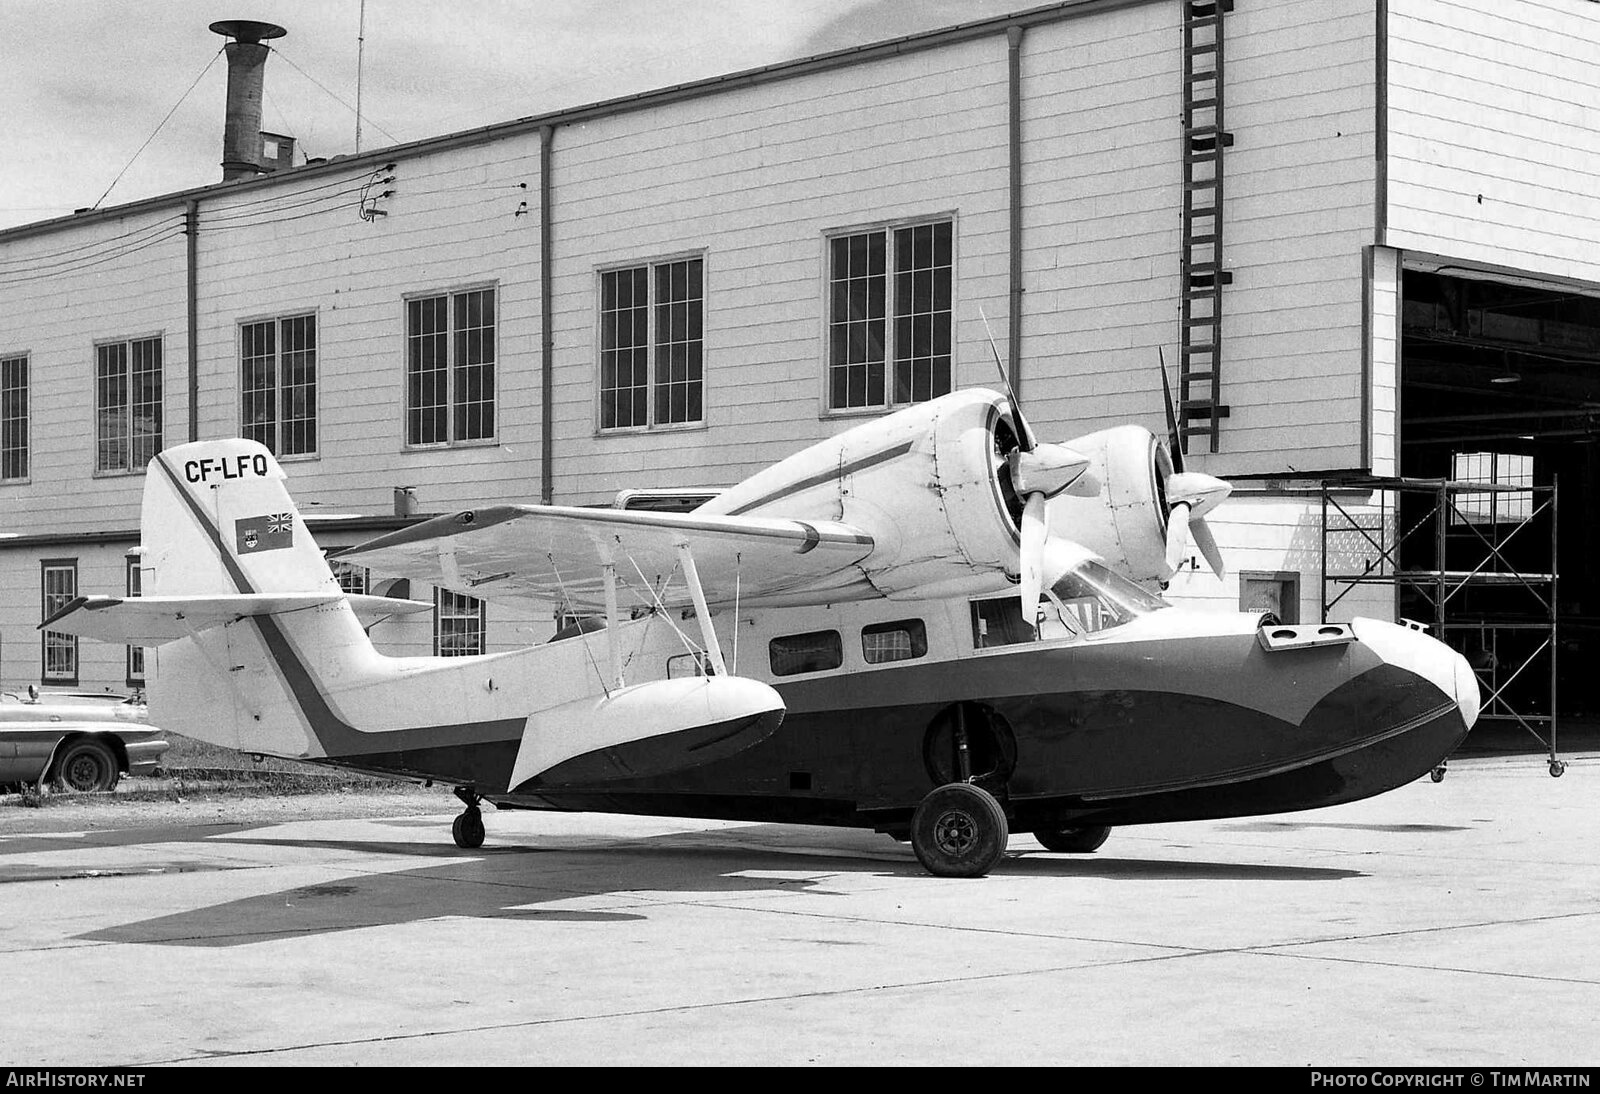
1020 492 1049 631
1165 502 1193 576
1158 345 1183 473
1192 516 1225 579
981 307 1036 452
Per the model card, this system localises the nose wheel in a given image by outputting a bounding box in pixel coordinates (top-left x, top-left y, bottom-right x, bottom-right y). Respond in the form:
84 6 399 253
452 786 486 849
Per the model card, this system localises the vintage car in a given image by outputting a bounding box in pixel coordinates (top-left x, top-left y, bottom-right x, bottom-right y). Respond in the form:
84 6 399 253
0 688 169 792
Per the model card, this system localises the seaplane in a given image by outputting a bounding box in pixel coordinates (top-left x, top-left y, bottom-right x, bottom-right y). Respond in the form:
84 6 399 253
45 379 1480 878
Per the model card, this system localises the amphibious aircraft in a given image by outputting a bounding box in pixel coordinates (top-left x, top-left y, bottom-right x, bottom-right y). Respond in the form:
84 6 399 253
48 387 1479 877
332 386 1479 877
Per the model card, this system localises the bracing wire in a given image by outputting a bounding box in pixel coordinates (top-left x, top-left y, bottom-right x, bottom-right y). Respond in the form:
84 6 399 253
547 552 610 697
91 47 225 212
627 556 702 659
270 46 403 148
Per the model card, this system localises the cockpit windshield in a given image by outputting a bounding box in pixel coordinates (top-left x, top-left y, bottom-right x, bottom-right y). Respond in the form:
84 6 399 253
970 558 1168 648
1044 559 1168 633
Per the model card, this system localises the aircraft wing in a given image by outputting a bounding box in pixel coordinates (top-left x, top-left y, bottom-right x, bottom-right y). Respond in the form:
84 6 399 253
41 593 433 645
335 504 877 611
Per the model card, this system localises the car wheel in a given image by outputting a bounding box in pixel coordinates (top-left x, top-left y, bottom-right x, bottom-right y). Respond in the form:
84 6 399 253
51 739 120 793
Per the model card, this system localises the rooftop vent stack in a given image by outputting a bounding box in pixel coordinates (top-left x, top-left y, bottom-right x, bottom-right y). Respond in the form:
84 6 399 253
209 20 288 181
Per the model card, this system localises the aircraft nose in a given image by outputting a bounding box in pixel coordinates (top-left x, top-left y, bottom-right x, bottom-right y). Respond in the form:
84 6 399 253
1350 618 1480 730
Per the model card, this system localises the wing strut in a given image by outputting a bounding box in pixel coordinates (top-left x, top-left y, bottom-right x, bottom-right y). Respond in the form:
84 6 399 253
676 543 728 677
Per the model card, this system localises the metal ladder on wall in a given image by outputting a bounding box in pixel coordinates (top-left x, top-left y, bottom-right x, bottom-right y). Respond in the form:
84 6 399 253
1180 0 1233 454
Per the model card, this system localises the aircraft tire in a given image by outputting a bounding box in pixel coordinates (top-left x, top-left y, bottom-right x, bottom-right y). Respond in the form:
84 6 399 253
1033 825 1111 854
911 783 1008 878
50 739 120 793
452 809 486 849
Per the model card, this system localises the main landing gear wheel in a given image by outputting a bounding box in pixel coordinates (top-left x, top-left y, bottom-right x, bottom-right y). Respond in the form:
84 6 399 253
911 782 1008 878
1033 825 1112 854
452 786 486 849
51 739 119 793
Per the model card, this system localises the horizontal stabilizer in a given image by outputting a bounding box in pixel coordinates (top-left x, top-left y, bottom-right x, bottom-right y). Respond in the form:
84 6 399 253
41 593 432 645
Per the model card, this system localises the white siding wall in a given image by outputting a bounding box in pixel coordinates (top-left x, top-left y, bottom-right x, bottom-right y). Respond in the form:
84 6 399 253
194 142 546 514
547 37 1011 501
0 209 187 534
1023 0 1378 476
1386 0 1600 284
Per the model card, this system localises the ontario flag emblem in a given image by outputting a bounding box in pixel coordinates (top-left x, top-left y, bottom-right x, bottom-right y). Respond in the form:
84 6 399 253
236 512 294 554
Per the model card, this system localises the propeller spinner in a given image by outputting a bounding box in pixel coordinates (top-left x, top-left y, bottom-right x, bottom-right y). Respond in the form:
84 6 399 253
981 310 1098 627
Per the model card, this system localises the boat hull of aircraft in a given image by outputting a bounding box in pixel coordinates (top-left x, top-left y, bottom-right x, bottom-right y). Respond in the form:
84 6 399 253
479 612 1475 839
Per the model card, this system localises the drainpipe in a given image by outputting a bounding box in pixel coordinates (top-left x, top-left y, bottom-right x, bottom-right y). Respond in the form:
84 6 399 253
185 199 199 442
1007 25 1025 396
540 125 555 504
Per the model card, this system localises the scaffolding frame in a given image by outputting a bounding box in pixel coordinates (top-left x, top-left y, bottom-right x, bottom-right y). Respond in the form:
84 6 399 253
1319 475 1563 774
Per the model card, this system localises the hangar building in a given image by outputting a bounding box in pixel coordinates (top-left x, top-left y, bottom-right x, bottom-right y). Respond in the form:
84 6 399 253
2 0 1598 734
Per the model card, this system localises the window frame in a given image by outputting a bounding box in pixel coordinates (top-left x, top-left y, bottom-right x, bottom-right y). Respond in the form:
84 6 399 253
1 351 28 483
769 629 844 678
595 252 707 434
433 587 487 657
821 215 956 417
125 554 145 689
92 333 163 475
239 310 319 459
403 283 499 449
861 618 929 665
41 558 79 686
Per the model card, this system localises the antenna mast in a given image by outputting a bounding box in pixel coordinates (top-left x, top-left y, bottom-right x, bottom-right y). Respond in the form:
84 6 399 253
355 0 367 152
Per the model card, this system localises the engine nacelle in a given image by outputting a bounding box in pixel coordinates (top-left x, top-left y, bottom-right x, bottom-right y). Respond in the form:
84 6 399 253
1046 425 1173 586
699 390 1044 600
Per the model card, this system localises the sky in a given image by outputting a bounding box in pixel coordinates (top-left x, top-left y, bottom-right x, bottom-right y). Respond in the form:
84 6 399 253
1 0 1028 231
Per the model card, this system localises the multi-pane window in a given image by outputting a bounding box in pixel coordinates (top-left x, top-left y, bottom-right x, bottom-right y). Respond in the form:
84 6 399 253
827 220 953 410
1453 451 1534 525
126 556 144 688
434 588 486 657
599 257 704 430
241 314 317 456
41 559 78 685
329 559 369 595
407 287 496 445
95 337 162 472
769 629 843 677
1 354 26 481
862 619 928 664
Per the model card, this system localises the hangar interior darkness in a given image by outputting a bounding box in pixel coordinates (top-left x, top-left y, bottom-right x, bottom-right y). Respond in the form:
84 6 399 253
1397 269 1600 727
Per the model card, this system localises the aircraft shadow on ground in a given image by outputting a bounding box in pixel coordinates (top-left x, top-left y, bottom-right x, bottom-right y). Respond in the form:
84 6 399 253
74 823 1362 948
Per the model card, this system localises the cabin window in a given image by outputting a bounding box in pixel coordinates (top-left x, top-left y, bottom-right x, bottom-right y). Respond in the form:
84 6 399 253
407 286 497 446
598 256 704 430
125 556 144 688
434 588 486 656
94 336 162 473
861 619 927 664
970 598 1034 649
667 651 711 678
769 630 843 677
1 353 27 482
41 558 78 685
240 313 317 457
826 219 952 411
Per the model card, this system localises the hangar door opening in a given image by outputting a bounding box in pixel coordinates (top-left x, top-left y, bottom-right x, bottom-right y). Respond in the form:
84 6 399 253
1400 269 1600 729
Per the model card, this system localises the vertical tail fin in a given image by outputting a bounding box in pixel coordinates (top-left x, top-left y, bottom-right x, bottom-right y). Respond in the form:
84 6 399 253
141 440 373 758
143 440 341 597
